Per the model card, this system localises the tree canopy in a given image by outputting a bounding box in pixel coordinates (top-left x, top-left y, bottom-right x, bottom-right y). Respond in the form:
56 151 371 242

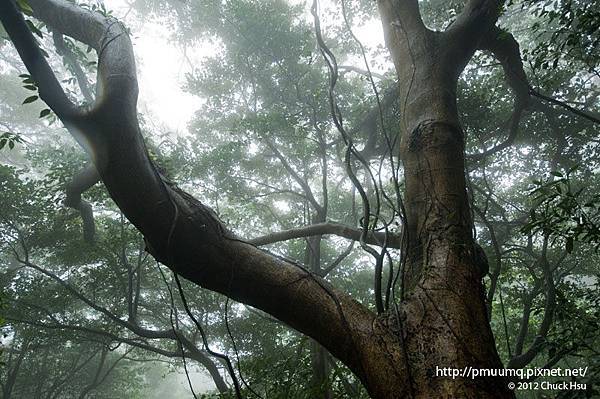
0 0 599 398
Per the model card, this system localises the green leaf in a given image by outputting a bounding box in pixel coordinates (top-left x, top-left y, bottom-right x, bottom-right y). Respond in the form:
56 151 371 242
22 95 38 104
39 109 51 118
550 171 564 177
23 84 37 91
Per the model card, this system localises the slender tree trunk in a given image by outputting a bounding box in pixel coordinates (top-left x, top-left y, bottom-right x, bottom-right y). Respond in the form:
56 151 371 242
306 211 332 399
309 339 332 399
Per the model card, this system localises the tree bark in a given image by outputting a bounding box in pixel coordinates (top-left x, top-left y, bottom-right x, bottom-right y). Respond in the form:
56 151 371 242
376 0 515 397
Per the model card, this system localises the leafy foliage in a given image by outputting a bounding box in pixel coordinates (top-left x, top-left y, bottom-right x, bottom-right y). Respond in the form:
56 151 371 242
523 166 600 252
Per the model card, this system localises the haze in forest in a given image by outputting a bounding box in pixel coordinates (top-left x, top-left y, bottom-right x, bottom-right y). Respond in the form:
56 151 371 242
0 0 598 398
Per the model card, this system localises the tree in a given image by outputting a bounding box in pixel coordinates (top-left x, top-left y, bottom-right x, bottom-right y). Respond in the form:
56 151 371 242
1 331 140 399
0 0 598 398
0 161 230 395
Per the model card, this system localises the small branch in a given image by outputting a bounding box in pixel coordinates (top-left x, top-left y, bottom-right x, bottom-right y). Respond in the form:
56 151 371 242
264 138 324 214
321 241 355 277
248 221 400 249
7 316 181 359
338 65 385 80
78 347 108 399
530 89 600 125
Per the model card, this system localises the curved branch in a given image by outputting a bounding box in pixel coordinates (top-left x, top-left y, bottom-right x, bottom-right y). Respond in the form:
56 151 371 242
27 0 138 108
248 221 400 249
469 26 599 160
469 101 525 160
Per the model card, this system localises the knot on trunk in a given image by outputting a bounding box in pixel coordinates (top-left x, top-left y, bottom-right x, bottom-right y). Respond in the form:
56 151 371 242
408 120 463 152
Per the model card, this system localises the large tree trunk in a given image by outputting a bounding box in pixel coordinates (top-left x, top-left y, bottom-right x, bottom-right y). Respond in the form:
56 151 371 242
375 1 515 397
0 0 520 397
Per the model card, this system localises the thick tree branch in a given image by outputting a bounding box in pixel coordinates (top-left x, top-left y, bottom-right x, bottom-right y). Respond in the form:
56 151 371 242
377 0 425 37
469 27 530 160
1 3 408 396
248 221 400 249
26 0 138 108
446 0 504 56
